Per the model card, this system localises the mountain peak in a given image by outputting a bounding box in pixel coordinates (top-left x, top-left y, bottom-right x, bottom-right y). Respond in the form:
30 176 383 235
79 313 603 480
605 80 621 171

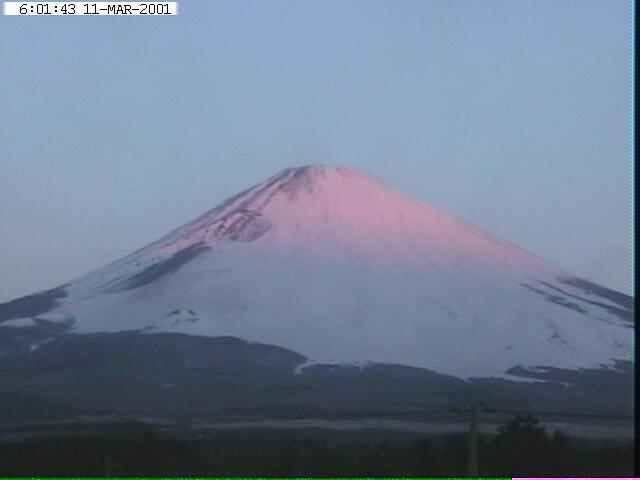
276 164 374 178
264 164 386 198
2 165 631 382
98 164 559 281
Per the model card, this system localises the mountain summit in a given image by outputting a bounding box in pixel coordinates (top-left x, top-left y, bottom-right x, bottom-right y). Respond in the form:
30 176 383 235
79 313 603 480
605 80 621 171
0 165 633 423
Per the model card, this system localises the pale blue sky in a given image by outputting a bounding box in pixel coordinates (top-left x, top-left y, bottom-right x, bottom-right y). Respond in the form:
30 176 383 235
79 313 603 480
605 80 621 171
0 0 632 300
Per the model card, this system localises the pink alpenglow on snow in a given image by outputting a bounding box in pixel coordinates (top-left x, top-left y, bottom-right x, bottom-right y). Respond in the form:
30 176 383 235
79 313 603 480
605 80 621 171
11 165 632 380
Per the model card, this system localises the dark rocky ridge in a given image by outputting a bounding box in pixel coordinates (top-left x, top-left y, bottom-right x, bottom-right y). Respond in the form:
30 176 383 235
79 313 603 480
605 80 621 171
0 286 68 324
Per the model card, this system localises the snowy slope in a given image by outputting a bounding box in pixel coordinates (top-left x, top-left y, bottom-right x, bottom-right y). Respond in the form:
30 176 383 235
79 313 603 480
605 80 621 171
1 165 632 379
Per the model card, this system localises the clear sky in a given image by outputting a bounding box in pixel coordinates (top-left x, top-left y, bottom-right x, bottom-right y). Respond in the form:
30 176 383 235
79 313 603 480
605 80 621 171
0 0 632 301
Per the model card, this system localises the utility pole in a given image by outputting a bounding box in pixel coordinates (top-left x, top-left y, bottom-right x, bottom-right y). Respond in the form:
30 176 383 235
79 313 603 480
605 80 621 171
467 401 480 476
104 454 112 476
451 401 487 476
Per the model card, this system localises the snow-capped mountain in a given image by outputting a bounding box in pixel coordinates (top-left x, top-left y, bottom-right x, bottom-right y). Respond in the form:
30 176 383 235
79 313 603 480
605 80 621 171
1 165 632 376
0 165 633 423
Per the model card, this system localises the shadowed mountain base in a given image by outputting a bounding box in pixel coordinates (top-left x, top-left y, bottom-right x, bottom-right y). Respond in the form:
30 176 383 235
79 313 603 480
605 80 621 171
0 331 632 424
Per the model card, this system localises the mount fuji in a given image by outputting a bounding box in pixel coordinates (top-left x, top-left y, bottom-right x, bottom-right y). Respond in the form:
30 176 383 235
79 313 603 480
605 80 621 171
0 165 633 424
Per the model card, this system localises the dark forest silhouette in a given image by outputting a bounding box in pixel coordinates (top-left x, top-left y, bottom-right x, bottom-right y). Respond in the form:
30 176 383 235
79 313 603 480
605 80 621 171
0 415 632 476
